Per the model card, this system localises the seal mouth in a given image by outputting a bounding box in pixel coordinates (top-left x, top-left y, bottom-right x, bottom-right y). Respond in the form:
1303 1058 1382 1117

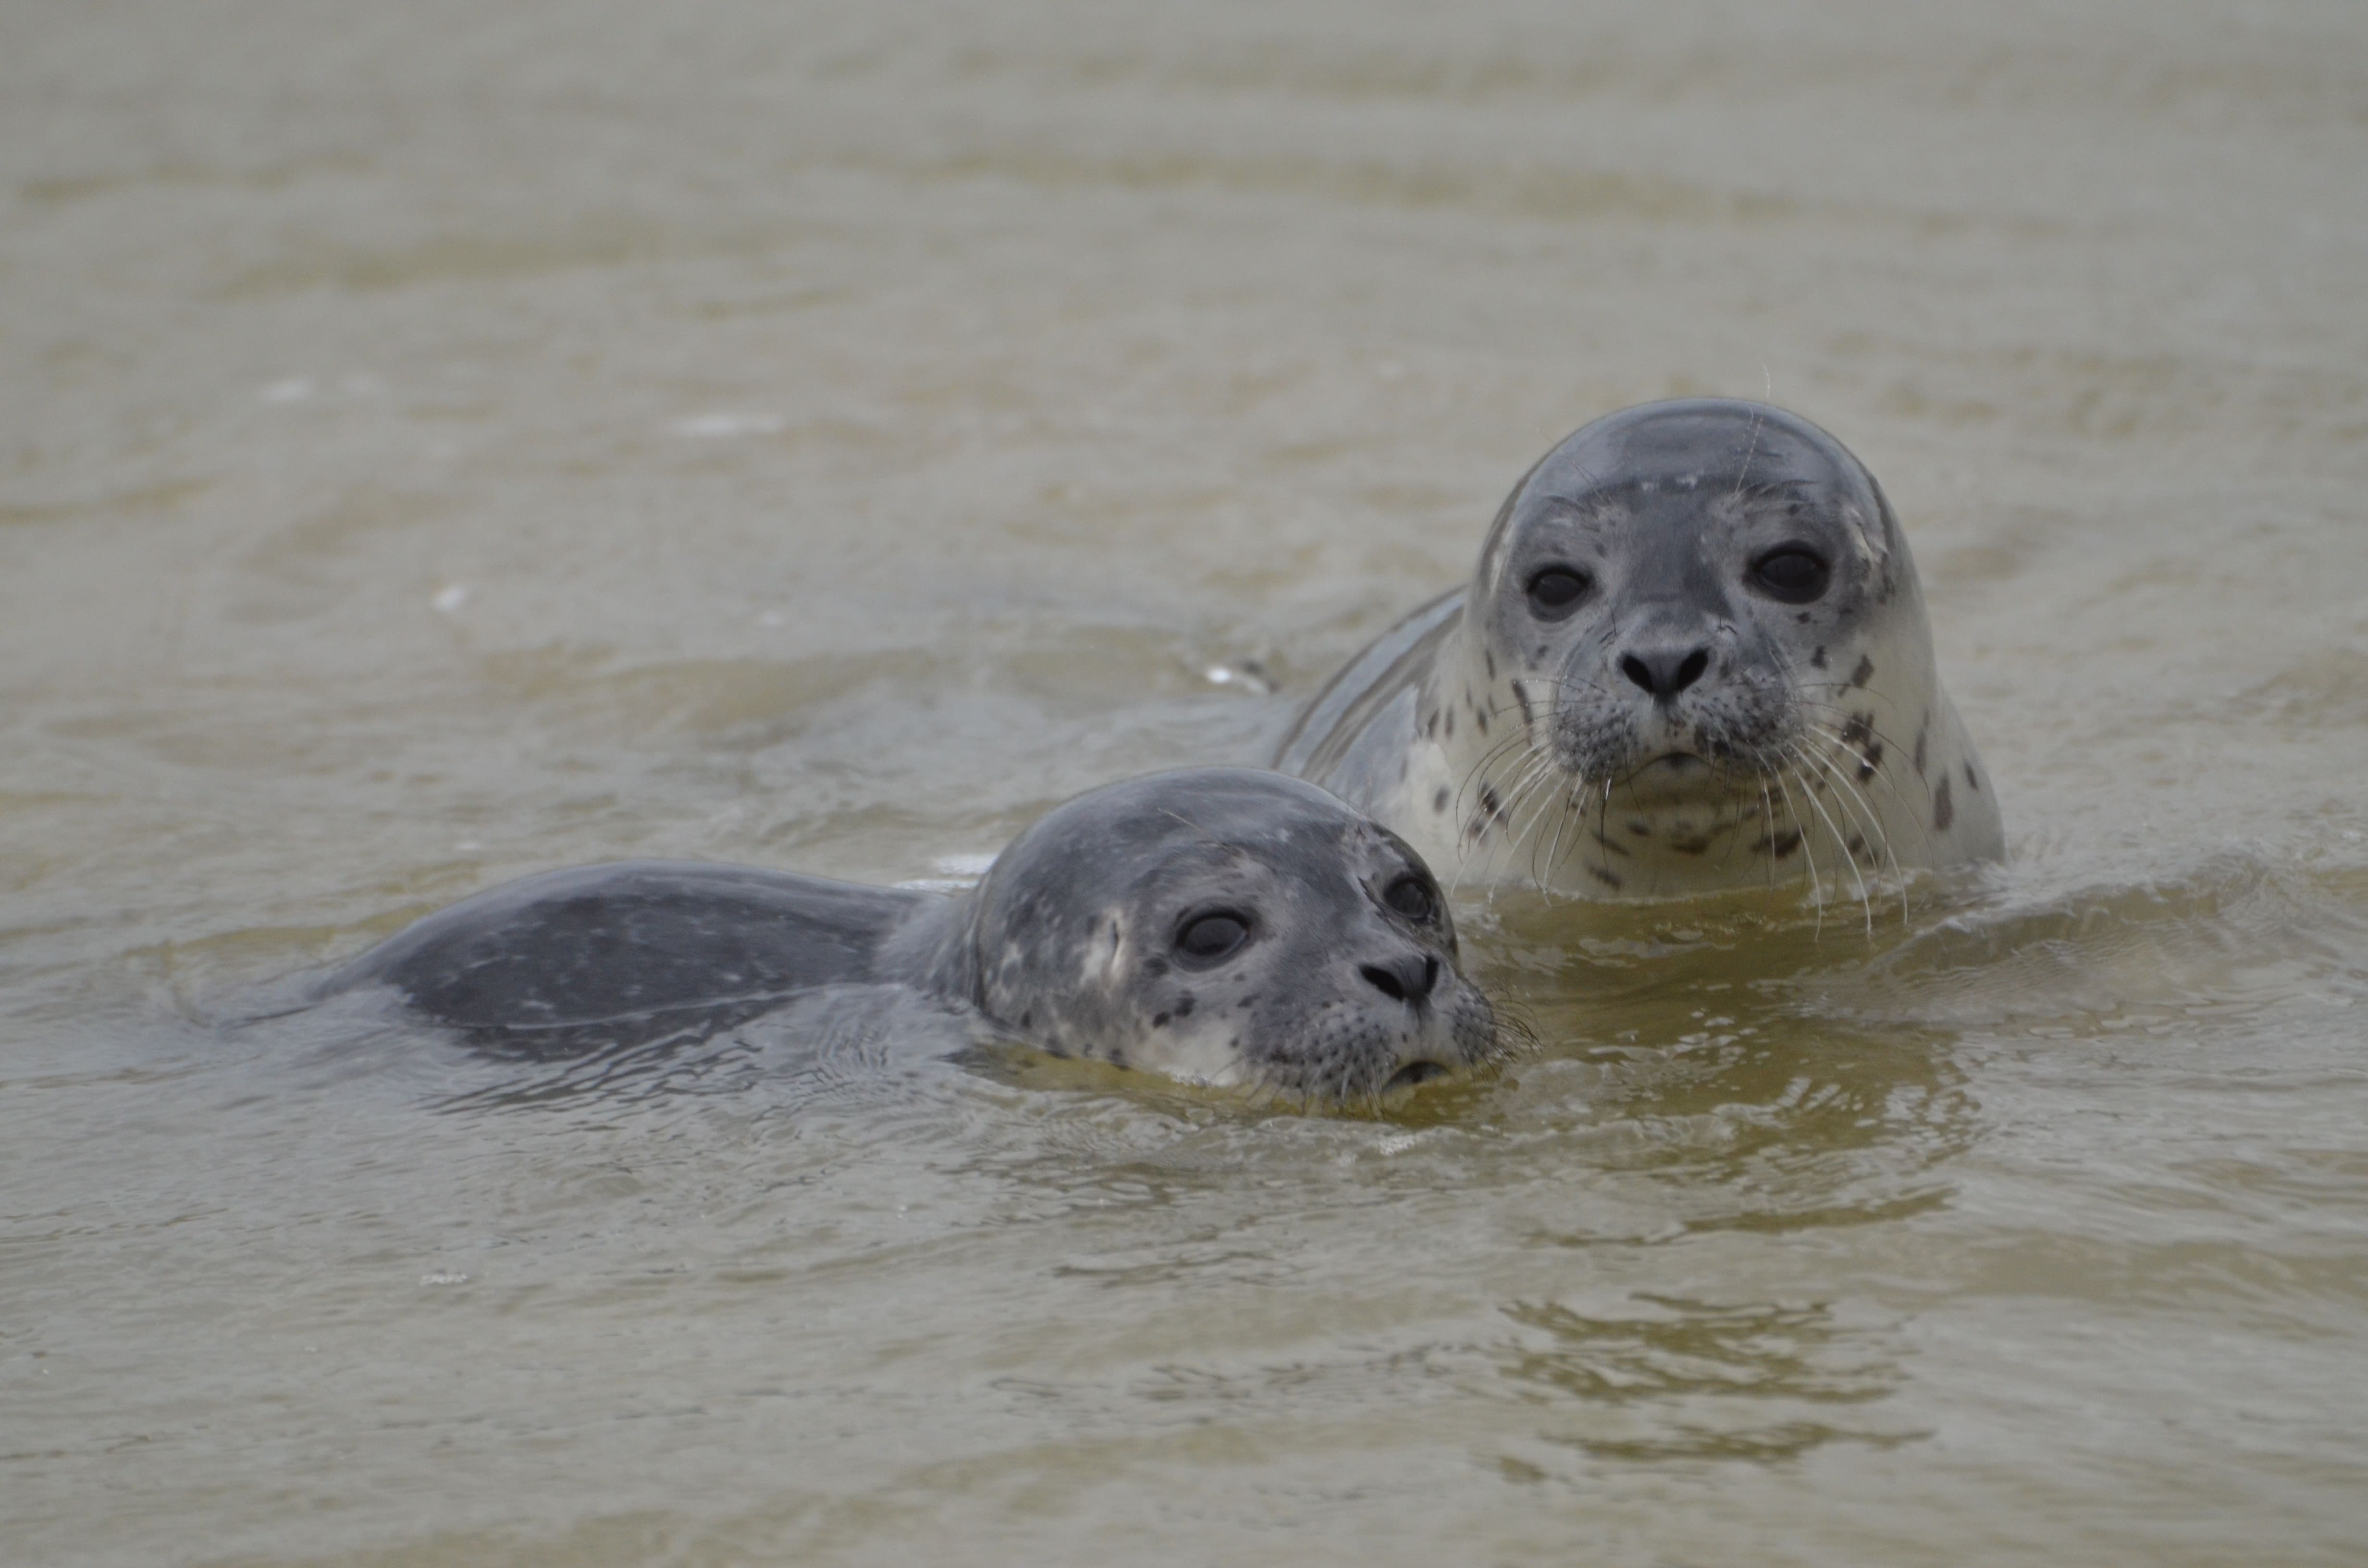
1384 1059 1452 1091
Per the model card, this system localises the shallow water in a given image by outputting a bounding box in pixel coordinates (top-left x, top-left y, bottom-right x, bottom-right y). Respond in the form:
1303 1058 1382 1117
5 0 2368 1562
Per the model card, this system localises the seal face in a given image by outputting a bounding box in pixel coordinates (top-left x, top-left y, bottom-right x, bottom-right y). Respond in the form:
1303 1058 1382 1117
320 769 1500 1105
960 770 1500 1101
1277 400 2003 900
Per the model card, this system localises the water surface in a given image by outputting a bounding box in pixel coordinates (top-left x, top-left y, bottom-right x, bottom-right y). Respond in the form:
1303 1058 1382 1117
4 1 2367 1562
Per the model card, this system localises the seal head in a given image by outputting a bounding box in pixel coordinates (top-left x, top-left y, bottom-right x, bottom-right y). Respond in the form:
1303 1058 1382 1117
1278 399 2003 899
955 769 1499 1099
1477 399 1902 800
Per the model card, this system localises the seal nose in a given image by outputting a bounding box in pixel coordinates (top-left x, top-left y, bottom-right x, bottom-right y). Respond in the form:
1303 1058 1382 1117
1620 643 1712 702
1359 953 1439 1005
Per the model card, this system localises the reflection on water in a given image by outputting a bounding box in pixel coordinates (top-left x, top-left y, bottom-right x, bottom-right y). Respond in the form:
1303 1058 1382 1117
6 0 2368 1562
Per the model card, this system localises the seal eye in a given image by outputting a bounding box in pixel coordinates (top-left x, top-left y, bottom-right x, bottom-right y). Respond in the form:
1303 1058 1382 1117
1750 546 1830 603
1175 911 1251 965
1525 566 1591 620
1381 874 1436 923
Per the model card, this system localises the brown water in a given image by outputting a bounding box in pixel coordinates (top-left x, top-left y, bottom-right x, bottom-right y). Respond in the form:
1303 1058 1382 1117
6 1 2368 1563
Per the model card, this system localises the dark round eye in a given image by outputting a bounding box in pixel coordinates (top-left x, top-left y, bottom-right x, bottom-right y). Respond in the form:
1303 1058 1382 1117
1525 566 1591 619
1176 911 1251 964
1381 873 1437 922
1750 546 1831 603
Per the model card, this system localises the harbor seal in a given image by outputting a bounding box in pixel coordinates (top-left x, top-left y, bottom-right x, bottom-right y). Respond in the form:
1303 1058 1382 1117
320 769 1500 1103
1276 400 2002 902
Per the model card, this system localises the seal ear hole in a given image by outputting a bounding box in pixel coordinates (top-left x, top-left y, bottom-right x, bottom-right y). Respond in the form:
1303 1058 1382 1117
1524 566 1592 620
1174 910 1253 967
1381 873 1438 923
1749 545 1830 603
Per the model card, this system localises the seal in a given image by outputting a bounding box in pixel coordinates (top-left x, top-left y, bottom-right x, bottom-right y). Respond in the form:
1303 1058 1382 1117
1276 399 2003 902
320 768 1500 1103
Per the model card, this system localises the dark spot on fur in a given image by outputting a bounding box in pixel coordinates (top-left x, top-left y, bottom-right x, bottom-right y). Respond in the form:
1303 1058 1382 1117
1173 994 1195 1018
1850 654 1875 688
1444 710 1454 739
1480 784 1505 821
1913 725 1928 779
1668 834 1712 856
1151 1012 1170 1029
1145 957 1168 976
1589 866 1625 890
1848 834 1866 857
1840 712 1874 748
1020 1010 1032 1029
1796 612 1812 623
1432 786 1450 814
1811 646 1827 669
1963 763 1980 792
1106 1045 1128 1068
1484 651 1496 679
1858 741 1883 781
1933 774 1955 831
1589 827 1632 858
1628 820 1651 836
1771 829 1802 860
1475 708 1488 735
1532 643 1549 662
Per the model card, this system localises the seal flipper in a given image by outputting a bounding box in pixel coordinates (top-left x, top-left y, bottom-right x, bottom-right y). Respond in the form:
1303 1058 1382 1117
324 861 938 1060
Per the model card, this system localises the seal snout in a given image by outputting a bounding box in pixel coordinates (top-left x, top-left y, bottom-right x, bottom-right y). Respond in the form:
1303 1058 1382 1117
1357 952 1439 1006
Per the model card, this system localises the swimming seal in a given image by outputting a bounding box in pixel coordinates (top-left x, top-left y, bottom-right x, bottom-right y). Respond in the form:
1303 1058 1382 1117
1276 400 2003 901
321 769 1500 1102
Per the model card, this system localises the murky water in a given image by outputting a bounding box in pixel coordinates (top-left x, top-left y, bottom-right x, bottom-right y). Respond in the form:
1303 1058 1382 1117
6 1 2368 1562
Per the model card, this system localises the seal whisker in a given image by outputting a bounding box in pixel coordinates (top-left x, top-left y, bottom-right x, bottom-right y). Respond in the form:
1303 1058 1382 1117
1792 737 1910 925
1798 712 1941 854
1510 755 1580 896
1501 747 1574 902
1480 748 1552 895
1541 776 1581 896
1521 764 1583 894
1733 400 1767 501
1799 726 1913 888
1453 729 1545 828
1782 750 1875 939
1768 767 1829 938
1755 774 1784 889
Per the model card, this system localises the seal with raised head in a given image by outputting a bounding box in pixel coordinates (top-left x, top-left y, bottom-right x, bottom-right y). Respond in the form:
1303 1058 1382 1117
1276 399 2002 901
320 768 1499 1102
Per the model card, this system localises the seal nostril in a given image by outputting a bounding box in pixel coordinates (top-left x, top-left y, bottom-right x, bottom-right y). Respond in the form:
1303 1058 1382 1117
1622 645 1714 699
1362 954 1435 1004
